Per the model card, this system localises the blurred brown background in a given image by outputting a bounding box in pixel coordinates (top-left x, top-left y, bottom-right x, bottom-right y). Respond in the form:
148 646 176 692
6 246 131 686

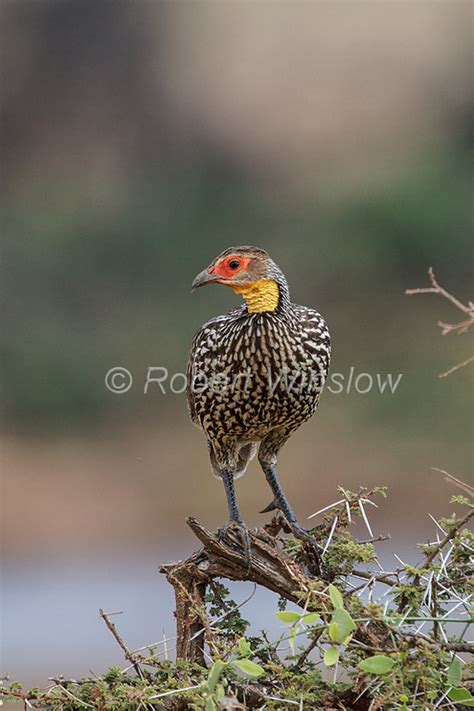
1 0 473 686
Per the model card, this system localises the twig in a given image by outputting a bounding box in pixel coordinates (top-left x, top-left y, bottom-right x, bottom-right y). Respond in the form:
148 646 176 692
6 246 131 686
401 635 473 654
432 467 474 496
356 534 391 545
351 570 400 587
422 508 473 568
295 626 325 667
439 355 474 378
99 609 144 679
405 267 473 317
406 267 473 377
261 629 281 665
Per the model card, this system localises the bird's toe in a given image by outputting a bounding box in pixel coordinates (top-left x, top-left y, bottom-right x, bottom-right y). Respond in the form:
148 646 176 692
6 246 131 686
259 499 279 514
289 524 323 573
218 520 252 573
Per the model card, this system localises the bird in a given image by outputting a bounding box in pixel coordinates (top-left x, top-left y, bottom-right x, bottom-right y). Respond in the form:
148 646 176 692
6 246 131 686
187 246 331 564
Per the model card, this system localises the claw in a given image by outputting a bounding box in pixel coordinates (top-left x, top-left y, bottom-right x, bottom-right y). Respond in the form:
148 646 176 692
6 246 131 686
217 521 230 541
218 520 252 574
259 499 278 514
289 523 322 575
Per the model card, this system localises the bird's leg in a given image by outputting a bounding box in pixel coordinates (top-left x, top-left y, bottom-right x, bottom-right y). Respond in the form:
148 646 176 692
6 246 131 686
221 470 242 523
260 462 298 526
219 471 252 571
260 462 321 571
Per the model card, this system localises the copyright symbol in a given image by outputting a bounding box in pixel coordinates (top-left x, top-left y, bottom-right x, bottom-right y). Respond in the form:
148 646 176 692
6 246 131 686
105 367 133 394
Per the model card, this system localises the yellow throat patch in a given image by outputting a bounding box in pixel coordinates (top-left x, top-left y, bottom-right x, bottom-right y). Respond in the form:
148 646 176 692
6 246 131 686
232 279 279 313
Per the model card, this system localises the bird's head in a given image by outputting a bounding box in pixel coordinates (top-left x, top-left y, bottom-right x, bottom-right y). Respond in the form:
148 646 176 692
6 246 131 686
191 246 288 313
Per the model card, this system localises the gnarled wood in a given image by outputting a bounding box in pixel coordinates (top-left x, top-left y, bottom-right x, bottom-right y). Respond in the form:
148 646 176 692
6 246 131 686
160 516 321 665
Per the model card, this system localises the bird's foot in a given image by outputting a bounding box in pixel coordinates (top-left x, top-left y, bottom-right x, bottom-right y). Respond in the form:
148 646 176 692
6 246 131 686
218 520 252 574
288 523 323 576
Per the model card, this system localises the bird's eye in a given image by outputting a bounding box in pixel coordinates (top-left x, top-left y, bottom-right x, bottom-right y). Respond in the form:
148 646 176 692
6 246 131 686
228 259 241 270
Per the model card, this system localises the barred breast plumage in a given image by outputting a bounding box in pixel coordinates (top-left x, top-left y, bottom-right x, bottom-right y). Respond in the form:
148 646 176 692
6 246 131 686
188 304 330 443
186 245 330 567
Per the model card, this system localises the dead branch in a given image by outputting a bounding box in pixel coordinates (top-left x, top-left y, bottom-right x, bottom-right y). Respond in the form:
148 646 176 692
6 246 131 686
159 550 210 666
406 267 473 377
160 518 321 664
406 266 473 318
99 609 144 679
432 467 474 496
439 354 474 378
159 515 345 664
160 516 399 672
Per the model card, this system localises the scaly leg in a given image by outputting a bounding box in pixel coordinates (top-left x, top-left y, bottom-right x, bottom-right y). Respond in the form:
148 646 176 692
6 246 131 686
259 462 299 526
219 471 251 571
259 449 322 574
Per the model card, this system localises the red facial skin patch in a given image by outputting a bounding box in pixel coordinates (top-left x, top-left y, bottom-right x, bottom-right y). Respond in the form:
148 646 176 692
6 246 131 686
208 256 251 280
207 256 279 312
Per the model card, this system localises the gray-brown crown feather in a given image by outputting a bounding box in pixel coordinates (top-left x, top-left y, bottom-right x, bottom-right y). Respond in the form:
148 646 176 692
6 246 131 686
213 246 269 261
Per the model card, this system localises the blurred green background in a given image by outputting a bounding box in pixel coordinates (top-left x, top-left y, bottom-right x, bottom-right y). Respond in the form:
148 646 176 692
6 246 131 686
1 0 472 685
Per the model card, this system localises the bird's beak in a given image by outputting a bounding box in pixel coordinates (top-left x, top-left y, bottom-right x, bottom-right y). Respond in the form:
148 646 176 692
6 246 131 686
191 268 221 291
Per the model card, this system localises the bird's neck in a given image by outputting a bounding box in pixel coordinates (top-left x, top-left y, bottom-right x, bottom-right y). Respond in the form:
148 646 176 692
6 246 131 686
231 279 279 313
232 278 290 314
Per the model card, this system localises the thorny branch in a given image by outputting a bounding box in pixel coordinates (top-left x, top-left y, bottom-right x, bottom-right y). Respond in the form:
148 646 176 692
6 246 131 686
432 466 474 497
160 501 473 664
421 506 473 569
406 266 474 377
160 516 319 665
99 609 144 679
2 486 473 710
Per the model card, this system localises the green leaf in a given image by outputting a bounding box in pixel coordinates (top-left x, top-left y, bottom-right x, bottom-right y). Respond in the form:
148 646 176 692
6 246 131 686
324 646 339 667
328 622 340 642
216 685 225 701
206 660 225 692
275 611 301 623
328 584 344 609
447 658 462 687
232 658 265 678
358 655 395 675
205 698 216 711
302 612 320 625
328 609 356 643
238 637 251 656
448 687 474 705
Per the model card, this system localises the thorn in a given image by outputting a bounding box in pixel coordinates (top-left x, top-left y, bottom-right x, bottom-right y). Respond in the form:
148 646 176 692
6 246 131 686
308 499 345 520
322 516 338 557
358 500 374 538
360 497 378 508
345 500 352 524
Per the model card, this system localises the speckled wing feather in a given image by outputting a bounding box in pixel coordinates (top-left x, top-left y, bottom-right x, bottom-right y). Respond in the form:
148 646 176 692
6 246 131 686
186 306 246 426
